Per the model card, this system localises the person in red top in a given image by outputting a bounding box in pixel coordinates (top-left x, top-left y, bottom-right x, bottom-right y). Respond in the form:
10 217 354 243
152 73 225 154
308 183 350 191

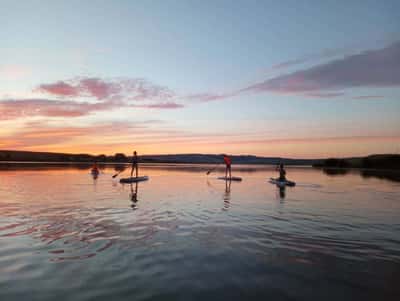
223 154 232 179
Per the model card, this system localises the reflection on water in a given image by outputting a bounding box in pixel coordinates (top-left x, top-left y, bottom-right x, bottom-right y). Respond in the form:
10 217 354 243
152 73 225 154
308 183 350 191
361 169 400 182
279 186 286 199
0 164 399 300
129 183 139 209
322 167 400 182
224 179 231 200
223 179 231 211
323 167 350 176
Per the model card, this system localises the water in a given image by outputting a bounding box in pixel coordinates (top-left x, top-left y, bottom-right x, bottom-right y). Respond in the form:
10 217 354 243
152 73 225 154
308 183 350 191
0 164 399 300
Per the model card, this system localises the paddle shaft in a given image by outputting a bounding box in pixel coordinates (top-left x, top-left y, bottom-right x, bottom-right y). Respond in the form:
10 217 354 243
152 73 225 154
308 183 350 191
112 170 124 178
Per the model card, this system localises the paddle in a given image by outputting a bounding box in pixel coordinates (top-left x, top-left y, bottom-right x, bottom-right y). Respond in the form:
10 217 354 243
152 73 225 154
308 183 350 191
206 164 220 175
112 170 124 178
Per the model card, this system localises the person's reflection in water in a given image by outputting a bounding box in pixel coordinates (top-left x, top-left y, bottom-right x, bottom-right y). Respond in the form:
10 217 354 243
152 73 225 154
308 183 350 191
130 182 139 210
92 170 98 188
223 179 231 210
279 186 286 200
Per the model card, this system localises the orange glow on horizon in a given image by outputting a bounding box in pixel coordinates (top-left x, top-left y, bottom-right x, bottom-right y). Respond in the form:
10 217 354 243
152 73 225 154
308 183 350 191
1 119 399 158
4 135 399 159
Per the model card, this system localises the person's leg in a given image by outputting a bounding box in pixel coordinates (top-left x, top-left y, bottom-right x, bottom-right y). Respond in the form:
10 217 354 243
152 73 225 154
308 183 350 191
225 165 228 178
135 163 138 177
229 165 232 178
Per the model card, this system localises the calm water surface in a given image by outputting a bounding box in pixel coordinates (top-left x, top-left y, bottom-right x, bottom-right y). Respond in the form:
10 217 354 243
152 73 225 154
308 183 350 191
0 164 399 300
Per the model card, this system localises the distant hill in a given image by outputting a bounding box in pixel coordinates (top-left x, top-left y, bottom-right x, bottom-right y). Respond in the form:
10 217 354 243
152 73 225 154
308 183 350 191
139 154 320 165
313 154 400 170
2 150 399 170
0 150 320 165
0 150 98 163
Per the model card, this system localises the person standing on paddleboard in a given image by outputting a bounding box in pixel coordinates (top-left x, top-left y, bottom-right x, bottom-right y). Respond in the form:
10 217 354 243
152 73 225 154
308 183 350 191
277 163 286 181
223 154 232 179
130 151 139 178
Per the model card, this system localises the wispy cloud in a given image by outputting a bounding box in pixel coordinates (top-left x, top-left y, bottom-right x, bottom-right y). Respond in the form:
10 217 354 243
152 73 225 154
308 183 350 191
1 76 184 120
352 95 385 100
133 102 184 109
0 98 183 120
185 93 237 102
305 92 345 98
38 81 81 97
0 98 115 120
186 41 400 102
244 41 400 96
2 115 398 155
0 120 163 150
2 41 398 125
270 47 349 70
37 77 175 101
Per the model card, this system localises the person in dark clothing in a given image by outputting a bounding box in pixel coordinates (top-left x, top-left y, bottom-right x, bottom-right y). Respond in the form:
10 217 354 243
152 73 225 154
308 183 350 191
277 163 286 181
130 151 139 177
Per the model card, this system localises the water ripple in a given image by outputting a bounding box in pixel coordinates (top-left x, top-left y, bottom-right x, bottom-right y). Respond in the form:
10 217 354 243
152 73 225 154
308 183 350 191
0 166 399 300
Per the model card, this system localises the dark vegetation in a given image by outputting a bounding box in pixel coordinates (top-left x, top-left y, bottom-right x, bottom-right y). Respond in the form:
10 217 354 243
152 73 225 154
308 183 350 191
1 151 399 171
0 150 320 165
313 154 400 170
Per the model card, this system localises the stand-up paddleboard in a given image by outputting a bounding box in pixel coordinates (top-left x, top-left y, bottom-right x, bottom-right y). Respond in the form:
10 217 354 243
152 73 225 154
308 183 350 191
120 176 149 184
269 178 296 187
218 176 242 181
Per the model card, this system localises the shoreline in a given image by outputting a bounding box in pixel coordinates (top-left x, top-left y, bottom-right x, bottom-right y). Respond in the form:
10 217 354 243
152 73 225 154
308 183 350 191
1 161 400 173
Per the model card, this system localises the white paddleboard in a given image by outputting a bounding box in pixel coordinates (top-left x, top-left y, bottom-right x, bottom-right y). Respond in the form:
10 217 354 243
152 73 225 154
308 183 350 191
218 176 242 181
269 178 296 187
120 176 149 183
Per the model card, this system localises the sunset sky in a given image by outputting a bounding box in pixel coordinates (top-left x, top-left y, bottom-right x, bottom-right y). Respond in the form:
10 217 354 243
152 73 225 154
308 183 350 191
1 0 400 158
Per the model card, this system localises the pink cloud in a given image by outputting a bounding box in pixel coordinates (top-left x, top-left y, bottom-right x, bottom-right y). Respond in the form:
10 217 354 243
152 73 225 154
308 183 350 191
134 102 184 109
0 99 102 119
186 93 230 102
185 92 240 102
37 77 175 102
126 79 175 101
244 41 400 96
38 81 79 97
184 42 399 102
78 78 119 99
0 97 183 120
1 76 184 120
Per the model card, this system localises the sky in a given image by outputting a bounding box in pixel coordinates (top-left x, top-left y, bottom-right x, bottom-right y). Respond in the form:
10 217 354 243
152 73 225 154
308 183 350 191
1 0 400 158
